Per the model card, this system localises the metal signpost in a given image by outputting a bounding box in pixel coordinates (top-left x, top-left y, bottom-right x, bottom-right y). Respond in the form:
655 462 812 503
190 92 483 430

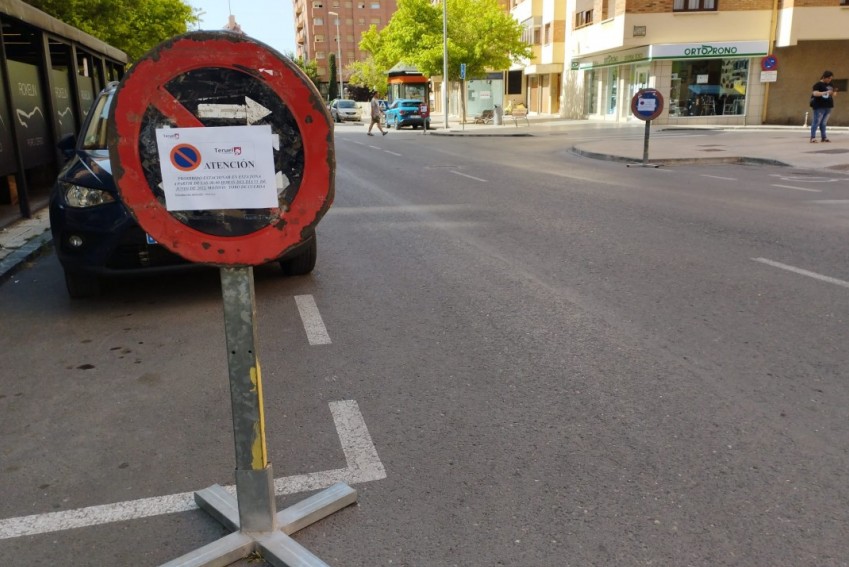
627 88 664 168
107 31 354 567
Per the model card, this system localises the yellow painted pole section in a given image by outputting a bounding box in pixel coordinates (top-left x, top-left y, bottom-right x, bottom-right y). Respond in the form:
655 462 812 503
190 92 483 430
250 364 268 470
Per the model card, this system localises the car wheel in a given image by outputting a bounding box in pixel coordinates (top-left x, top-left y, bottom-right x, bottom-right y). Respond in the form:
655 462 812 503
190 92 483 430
394 120 402 130
279 237 317 276
64 270 101 298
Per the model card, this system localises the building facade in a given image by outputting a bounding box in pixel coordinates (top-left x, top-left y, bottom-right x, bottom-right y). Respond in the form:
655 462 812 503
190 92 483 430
561 0 848 126
293 0 398 97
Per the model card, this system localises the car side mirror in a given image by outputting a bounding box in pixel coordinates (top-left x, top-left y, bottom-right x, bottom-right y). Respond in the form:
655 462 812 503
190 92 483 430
57 133 76 161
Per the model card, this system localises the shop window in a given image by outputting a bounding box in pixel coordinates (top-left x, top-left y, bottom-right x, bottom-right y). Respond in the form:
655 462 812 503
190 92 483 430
673 0 717 12
507 70 522 95
670 58 748 117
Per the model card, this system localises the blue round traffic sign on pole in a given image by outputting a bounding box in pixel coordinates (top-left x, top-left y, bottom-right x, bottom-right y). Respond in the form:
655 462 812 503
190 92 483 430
631 88 664 121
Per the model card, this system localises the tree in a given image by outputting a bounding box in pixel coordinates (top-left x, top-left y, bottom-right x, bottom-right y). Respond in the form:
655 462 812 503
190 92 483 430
360 0 531 119
26 0 197 62
328 53 338 100
283 52 320 88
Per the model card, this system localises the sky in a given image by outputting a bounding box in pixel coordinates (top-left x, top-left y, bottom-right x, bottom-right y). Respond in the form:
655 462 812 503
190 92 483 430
188 0 297 56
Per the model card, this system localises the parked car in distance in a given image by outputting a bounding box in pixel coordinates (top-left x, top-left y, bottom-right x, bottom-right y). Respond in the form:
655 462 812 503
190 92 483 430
328 99 362 123
384 99 430 130
49 82 317 298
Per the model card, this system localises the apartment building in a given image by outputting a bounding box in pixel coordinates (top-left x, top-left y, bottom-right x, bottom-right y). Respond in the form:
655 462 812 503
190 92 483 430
293 0 398 97
562 0 848 126
510 0 566 115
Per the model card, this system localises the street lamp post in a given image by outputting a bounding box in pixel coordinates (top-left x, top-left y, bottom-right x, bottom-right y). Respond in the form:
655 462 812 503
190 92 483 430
442 0 449 129
328 11 344 99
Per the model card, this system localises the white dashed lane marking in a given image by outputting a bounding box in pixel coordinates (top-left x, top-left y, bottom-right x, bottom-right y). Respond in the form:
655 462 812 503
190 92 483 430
295 294 331 345
753 258 849 289
450 170 487 182
771 184 822 193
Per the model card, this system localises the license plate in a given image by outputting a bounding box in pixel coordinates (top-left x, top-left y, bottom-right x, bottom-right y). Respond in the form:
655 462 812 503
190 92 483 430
410 114 420 118
145 233 158 245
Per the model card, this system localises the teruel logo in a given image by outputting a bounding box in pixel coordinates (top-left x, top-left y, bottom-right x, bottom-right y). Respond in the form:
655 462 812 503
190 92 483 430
170 143 202 172
214 146 243 155
162 132 180 141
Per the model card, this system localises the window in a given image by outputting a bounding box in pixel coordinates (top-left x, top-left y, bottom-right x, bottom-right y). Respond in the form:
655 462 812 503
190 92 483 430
575 9 593 28
371 1 380 7
602 0 614 20
314 17 324 25
520 18 541 45
544 23 551 45
316 51 326 59
315 34 325 42
673 0 717 12
358 2 365 7
370 18 380 24
312 1 323 7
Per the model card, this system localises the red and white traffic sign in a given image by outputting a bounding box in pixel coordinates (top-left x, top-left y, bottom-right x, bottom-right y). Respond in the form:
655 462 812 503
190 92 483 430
107 31 334 266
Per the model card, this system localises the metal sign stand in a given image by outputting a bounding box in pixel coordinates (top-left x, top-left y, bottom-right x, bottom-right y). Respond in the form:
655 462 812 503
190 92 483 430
626 120 660 168
627 88 663 169
161 267 356 567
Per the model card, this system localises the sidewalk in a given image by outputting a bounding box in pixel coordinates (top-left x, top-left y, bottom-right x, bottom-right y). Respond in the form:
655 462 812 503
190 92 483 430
3 120 848 284
0 206 51 283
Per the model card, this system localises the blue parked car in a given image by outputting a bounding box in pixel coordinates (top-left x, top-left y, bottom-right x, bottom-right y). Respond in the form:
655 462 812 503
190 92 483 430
49 82 317 298
383 99 430 130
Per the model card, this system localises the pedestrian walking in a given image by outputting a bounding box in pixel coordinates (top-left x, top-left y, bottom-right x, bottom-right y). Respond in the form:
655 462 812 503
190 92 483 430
810 70 837 143
367 92 387 136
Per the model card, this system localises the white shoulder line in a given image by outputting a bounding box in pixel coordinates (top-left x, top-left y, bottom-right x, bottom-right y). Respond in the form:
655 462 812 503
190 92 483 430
0 400 384 540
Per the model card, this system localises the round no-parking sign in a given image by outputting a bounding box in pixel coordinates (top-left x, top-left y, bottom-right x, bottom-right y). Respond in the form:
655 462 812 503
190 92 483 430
631 88 664 121
107 31 334 266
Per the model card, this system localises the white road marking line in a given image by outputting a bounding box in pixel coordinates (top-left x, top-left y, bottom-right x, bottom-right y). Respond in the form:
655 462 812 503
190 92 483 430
0 400 385 540
368 145 381 149
294 294 331 345
383 150 402 156
450 170 487 182
329 400 386 480
810 199 849 204
700 174 736 180
771 184 822 193
752 258 849 289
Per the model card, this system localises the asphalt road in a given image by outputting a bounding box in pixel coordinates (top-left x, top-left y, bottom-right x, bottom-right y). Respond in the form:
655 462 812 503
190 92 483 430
2 123 849 566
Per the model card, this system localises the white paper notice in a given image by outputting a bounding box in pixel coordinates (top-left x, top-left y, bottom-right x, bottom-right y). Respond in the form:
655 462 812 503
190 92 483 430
637 97 657 112
156 125 278 211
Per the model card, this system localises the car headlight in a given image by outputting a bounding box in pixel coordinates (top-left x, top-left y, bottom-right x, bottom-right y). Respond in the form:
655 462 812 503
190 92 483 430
63 183 115 208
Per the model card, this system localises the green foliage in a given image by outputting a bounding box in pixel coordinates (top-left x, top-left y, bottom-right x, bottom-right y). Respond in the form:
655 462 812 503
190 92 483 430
283 51 320 87
26 0 197 61
328 53 338 100
361 0 531 81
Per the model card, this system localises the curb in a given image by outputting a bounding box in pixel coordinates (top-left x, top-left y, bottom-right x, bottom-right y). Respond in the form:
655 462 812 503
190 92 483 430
0 232 53 284
570 146 791 168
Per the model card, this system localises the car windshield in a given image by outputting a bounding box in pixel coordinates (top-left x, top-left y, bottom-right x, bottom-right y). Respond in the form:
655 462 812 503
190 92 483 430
400 101 420 108
81 91 113 151
338 100 357 108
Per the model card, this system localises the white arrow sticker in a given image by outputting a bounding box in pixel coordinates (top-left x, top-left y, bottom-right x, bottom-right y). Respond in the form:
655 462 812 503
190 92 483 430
197 96 273 124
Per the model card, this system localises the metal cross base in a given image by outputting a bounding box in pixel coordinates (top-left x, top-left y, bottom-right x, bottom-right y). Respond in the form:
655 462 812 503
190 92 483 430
161 481 357 567
626 162 661 168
